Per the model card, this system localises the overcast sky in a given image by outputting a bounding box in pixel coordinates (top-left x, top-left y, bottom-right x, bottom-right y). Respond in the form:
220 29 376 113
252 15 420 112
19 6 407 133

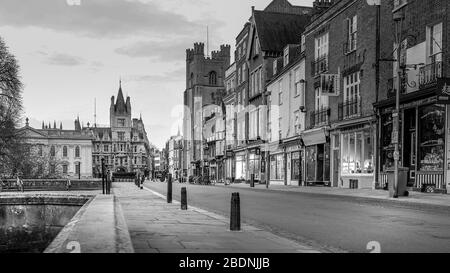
0 0 311 149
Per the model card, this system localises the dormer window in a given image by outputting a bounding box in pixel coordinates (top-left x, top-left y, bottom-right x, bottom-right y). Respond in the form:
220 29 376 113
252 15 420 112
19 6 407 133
284 47 289 67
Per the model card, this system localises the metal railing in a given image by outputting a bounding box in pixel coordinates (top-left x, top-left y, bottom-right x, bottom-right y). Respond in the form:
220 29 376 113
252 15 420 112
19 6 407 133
311 55 328 76
419 55 443 88
310 107 330 128
338 98 361 120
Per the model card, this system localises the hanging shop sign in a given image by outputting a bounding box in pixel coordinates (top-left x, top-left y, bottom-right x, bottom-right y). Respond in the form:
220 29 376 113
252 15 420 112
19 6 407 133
437 79 450 104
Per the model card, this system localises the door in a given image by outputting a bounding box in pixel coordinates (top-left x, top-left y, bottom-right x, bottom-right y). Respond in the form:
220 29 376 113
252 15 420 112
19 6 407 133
403 108 416 187
317 144 324 182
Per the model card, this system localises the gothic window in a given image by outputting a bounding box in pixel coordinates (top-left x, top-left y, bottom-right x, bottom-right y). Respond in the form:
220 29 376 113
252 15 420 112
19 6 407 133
75 146 80 158
209 71 217 85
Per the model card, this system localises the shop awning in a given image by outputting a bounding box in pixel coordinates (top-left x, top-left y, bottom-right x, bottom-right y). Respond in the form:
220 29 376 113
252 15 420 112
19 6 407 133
301 127 328 146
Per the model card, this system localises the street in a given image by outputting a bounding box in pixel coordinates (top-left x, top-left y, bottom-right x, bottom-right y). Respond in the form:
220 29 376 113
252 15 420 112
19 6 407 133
145 181 450 253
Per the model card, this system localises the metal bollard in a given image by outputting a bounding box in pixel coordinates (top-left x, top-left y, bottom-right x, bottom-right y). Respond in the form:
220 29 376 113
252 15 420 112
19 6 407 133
181 187 187 210
250 174 255 188
167 174 173 203
230 192 241 231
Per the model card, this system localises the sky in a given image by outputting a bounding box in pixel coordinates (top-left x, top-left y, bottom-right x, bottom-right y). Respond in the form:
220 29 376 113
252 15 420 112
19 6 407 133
0 0 311 149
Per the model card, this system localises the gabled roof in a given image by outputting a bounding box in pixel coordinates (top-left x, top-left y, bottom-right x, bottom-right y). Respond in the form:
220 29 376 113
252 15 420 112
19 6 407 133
253 10 311 54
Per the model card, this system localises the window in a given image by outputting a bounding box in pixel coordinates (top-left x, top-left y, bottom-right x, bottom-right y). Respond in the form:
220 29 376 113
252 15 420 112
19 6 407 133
315 33 329 59
427 22 443 63
294 68 302 97
250 67 262 98
75 146 80 158
315 87 329 111
63 146 68 157
273 60 277 75
63 164 68 174
118 118 125 127
284 47 289 66
209 71 217 85
50 146 56 157
249 108 258 140
75 163 80 175
38 145 43 156
343 72 361 117
278 117 282 140
254 38 260 55
238 67 242 84
341 130 374 174
346 15 357 53
118 132 125 141
50 164 56 175
418 104 445 171
278 80 283 105
104 145 109 152
243 63 247 82
294 110 300 135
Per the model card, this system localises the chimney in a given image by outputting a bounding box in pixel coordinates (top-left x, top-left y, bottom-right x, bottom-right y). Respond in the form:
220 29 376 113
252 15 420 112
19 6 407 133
312 0 334 16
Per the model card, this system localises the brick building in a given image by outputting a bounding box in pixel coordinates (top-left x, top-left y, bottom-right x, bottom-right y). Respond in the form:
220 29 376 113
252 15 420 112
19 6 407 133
236 0 313 184
374 0 450 193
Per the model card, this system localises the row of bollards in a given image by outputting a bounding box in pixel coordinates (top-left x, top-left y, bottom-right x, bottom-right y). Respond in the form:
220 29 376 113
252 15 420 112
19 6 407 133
165 173 241 231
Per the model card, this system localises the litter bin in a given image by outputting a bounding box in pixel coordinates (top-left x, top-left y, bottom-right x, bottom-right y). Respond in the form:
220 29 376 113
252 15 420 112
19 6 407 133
386 167 409 197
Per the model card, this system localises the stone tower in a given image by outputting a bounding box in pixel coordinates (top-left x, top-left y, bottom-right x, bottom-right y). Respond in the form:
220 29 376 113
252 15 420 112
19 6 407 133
110 81 132 144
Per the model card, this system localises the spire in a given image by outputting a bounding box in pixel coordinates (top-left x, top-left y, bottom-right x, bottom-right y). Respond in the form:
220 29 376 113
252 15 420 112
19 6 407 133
53 120 56 129
115 80 127 113
60 122 63 130
26 117 29 127
42 121 44 129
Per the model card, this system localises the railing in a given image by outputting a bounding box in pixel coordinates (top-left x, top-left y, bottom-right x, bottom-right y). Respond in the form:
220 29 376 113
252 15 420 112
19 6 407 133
310 107 330 128
419 56 443 89
338 98 361 120
311 55 328 77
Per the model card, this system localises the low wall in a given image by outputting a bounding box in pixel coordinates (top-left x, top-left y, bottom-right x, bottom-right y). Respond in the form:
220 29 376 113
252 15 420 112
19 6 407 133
0 179 103 192
0 195 89 253
44 195 134 253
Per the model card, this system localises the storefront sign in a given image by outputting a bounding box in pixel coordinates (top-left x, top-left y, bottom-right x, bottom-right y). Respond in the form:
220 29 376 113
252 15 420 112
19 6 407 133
302 128 328 147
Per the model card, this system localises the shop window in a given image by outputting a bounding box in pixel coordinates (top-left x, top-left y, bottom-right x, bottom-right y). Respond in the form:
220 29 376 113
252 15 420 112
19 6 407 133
270 154 285 180
418 104 445 171
235 154 247 180
248 153 261 180
341 129 374 174
291 152 301 180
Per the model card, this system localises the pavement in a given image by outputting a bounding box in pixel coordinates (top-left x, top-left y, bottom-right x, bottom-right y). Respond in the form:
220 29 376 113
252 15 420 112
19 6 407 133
113 182 323 253
214 182 450 208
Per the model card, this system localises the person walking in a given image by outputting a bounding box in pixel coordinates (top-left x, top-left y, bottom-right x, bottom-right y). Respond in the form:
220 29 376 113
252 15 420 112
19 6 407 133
16 174 24 192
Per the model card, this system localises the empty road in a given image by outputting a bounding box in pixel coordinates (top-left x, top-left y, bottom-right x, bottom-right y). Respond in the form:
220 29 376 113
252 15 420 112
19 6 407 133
144 181 450 253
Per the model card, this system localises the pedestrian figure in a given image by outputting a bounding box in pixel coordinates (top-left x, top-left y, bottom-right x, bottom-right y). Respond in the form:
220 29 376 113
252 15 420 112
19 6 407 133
66 178 71 191
16 174 24 192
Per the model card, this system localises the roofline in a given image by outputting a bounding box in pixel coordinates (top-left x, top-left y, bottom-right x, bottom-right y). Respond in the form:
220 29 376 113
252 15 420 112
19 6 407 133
266 52 305 86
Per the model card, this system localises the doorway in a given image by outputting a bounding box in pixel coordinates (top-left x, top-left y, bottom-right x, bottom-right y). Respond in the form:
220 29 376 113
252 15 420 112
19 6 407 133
403 108 416 187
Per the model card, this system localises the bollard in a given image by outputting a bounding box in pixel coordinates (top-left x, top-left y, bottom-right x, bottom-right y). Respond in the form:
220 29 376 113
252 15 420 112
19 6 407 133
230 192 241 231
181 187 187 210
250 174 255 188
167 174 173 203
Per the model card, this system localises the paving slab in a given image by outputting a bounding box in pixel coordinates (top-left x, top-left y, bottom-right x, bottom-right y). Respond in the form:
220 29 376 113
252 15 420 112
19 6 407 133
113 183 323 253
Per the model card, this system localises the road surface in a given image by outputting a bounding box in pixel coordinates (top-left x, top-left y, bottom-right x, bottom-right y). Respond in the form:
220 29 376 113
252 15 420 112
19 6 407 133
144 181 450 253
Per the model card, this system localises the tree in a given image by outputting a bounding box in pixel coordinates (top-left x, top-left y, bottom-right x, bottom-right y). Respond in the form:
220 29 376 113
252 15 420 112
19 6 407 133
0 36 24 178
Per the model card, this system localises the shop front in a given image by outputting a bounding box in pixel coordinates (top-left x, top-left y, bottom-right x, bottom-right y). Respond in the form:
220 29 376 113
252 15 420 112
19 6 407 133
282 138 304 186
269 151 285 185
333 123 375 189
302 128 330 186
248 148 261 183
378 97 447 193
225 150 235 183
234 151 247 182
